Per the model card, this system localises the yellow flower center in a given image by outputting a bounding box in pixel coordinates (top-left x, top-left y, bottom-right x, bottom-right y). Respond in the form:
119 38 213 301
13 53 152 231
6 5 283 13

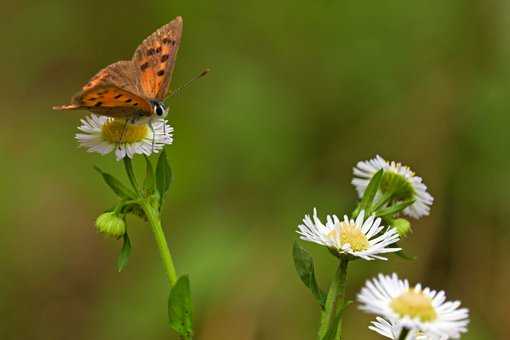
101 119 148 144
390 290 437 322
329 222 369 251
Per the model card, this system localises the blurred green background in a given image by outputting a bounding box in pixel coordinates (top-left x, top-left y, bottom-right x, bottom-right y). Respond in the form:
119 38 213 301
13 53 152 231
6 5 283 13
1 0 509 339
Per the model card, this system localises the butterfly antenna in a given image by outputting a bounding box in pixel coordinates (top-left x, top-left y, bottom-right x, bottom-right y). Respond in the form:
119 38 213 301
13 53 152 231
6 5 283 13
168 68 210 99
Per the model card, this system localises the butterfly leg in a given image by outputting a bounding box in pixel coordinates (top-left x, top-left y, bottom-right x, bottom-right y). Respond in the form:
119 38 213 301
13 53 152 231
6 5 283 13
148 119 155 153
117 118 130 150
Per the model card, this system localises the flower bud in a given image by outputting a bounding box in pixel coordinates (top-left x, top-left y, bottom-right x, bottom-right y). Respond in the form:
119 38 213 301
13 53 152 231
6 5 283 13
391 218 412 237
96 212 126 238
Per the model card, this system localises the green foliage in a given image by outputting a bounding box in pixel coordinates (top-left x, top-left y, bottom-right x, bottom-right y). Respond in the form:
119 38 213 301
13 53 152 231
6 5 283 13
117 232 132 272
156 148 172 205
293 241 326 308
168 275 193 339
94 166 137 199
354 169 383 216
375 198 415 217
123 158 140 194
143 155 156 196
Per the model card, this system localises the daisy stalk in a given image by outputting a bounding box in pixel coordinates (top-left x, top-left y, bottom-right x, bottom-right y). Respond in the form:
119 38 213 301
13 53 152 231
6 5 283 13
79 115 193 339
123 157 177 286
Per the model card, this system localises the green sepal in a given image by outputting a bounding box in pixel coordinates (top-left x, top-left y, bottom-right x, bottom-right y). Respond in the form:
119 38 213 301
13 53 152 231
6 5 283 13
94 166 137 199
156 148 172 206
321 300 353 340
375 198 415 217
117 232 132 272
168 275 193 338
354 169 383 216
143 155 156 196
293 241 326 308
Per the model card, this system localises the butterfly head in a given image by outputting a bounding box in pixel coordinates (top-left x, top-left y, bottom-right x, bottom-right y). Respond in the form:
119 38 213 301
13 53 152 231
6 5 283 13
150 100 169 118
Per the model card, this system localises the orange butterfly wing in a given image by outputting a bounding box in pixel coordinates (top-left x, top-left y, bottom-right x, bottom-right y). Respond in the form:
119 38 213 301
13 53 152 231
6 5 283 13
132 16 183 100
53 61 153 117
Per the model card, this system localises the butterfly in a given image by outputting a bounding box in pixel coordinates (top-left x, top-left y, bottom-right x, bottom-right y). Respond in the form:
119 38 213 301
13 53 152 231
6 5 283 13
53 16 183 123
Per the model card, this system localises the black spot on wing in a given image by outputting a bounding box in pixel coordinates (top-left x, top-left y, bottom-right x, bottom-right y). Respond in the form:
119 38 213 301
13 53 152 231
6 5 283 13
140 62 149 71
94 102 102 107
162 38 176 46
161 54 169 62
157 70 165 76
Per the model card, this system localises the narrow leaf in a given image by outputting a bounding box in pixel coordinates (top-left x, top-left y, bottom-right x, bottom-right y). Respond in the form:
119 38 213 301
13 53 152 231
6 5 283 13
375 198 415 217
94 166 136 199
156 148 172 201
293 241 326 308
143 155 156 195
358 169 383 213
117 232 132 272
123 157 140 194
168 275 193 338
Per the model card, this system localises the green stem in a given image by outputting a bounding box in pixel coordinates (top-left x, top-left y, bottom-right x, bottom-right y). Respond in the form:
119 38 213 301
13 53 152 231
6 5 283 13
123 158 141 196
370 191 394 213
141 201 177 287
398 328 410 340
318 257 349 340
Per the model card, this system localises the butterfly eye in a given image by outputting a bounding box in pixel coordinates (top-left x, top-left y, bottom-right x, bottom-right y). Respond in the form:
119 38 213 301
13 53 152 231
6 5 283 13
151 101 167 117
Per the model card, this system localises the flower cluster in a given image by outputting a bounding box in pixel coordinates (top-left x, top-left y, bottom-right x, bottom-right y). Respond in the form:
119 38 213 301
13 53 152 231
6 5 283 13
293 155 469 339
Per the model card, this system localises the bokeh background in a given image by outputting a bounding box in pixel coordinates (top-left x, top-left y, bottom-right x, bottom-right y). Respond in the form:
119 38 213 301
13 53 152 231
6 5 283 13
2 0 509 339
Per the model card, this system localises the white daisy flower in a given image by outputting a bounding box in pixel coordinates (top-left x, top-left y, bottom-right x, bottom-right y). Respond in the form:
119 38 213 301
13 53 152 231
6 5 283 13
352 155 434 219
370 317 448 340
297 209 401 260
358 274 469 339
75 115 173 161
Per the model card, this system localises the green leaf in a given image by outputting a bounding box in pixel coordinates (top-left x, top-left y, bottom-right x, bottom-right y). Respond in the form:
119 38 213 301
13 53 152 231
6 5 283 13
168 275 193 338
94 166 137 199
375 198 415 217
156 148 172 202
117 232 132 272
293 241 326 308
143 155 156 195
357 169 384 215
123 158 140 194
